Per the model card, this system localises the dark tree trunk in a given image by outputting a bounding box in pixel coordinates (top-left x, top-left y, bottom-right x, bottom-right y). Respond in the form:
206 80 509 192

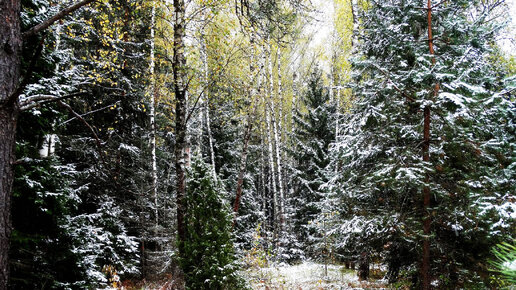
0 0 22 287
0 106 18 289
358 251 369 281
422 1 438 289
173 0 187 257
233 120 253 226
1 0 95 287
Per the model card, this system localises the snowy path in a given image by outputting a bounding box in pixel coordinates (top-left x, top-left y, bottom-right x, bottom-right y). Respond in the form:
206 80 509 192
244 262 386 289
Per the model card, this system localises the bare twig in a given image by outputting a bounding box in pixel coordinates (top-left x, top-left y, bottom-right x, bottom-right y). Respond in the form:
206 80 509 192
59 100 121 126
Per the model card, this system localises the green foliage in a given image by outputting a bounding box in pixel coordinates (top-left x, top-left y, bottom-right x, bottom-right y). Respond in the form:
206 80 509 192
290 69 335 257
11 155 85 289
490 240 516 285
331 0 515 286
181 157 246 290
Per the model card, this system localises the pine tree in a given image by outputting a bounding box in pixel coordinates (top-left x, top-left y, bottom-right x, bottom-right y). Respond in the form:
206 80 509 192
333 0 515 286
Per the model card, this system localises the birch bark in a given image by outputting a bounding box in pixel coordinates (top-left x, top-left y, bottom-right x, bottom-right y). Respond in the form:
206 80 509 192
173 0 187 256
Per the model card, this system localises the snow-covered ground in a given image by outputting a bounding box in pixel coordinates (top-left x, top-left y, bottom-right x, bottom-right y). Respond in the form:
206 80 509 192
243 262 386 289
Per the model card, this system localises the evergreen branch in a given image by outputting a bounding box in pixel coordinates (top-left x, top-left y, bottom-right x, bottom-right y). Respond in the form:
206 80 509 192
22 0 97 39
57 100 107 166
373 64 415 102
20 92 86 111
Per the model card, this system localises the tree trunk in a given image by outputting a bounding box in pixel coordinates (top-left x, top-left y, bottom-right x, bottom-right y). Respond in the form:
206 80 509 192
0 0 21 286
260 131 267 226
0 106 18 289
273 48 285 231
233 36 258 226
233 119 252 225
422 1 438 289
350 0 357 48
200 20 217 182
149 0 159 229
265 41 278 235
358 251 369 281
173 0 187 256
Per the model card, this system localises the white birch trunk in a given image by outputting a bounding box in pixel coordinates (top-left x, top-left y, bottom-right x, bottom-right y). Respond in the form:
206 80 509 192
200 15 217 181
260 129 267 219
274 47 285 231
266 40 278 231
149 2 158 227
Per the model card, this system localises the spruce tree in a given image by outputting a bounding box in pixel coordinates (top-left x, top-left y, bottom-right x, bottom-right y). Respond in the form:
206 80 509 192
181 157 245 290
290 69 335 257
333 0 515 287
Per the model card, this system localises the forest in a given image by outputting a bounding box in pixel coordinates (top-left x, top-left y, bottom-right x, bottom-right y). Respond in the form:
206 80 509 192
0 0 515 289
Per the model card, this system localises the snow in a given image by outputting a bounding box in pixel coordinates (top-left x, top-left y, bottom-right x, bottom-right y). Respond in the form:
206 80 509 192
245 262 356 289
505 260 516 271
244 262 386 289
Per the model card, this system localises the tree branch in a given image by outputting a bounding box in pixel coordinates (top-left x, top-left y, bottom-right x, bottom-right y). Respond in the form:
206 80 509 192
20 92 86 111
22 0 96 39
373 64 415 102
59 100 120 126
57 100 107 165
6 35 46 106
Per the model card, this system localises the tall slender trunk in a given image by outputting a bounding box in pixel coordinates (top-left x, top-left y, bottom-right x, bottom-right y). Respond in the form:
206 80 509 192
0 0 21 286
422 1 438 289
173 0 187 256
233 36 258 225
265 41 278 235
335 88 340 139
233 119 252 225
291 72 298 130
260 130 267 226
54 21 62 73
266 105 277 229
149 0 159 229
200 21 217 181
274 47 285 230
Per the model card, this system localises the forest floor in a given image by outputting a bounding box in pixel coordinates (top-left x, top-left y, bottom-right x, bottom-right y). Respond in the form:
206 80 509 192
122 262 390 289
243 261 388 289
